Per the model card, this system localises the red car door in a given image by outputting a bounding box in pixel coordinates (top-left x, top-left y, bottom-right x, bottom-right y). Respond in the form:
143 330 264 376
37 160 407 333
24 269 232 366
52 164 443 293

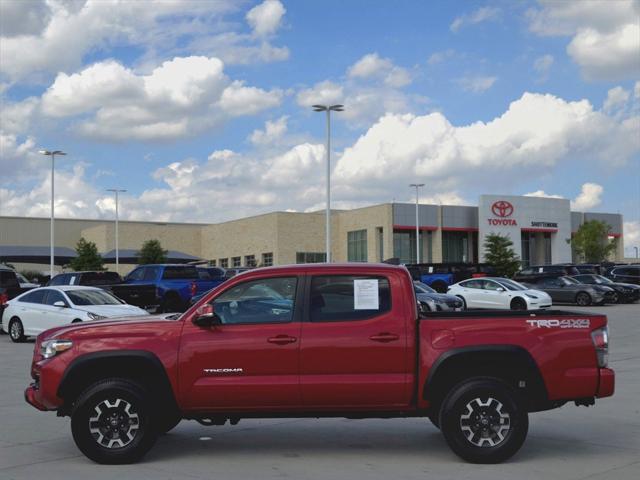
300 271 412 409
178 275 302 411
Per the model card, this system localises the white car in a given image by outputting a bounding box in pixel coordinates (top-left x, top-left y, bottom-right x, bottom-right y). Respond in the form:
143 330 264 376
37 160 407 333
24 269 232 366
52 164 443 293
2 286 149 342
447 277 552 311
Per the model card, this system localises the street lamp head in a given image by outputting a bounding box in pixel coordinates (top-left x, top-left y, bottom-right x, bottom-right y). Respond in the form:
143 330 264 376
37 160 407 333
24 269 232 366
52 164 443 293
312 104 345 112
409 183 425 188
107 188 127 193
39 149 66 156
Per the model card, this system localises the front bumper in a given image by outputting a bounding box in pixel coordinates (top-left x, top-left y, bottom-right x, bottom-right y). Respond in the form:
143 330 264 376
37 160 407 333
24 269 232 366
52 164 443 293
24 383 48 411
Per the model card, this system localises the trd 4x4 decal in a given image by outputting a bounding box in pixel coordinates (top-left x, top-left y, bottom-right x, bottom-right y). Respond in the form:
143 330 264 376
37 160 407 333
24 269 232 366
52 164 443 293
526 319 590 329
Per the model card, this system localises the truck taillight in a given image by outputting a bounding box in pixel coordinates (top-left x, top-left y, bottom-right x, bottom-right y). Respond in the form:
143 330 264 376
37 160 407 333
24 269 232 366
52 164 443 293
190 282 197 297
0 292 7 305
591 326 609 368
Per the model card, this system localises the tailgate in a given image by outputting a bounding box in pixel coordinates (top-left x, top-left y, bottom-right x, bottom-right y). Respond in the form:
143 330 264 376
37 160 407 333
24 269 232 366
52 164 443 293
109 283 158 308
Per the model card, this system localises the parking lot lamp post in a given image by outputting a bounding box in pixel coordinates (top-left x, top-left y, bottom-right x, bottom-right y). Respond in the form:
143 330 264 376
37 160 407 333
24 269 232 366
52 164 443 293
38 150 66 278
107 189 127 271
634 246 639 259
312 104 344 263
410 184 425 263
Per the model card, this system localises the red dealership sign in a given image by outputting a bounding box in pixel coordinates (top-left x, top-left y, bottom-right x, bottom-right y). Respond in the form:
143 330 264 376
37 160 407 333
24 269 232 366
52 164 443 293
488 200 517 226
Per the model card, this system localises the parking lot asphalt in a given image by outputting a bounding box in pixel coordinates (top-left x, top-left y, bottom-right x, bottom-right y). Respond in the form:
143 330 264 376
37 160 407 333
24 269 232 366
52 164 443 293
0 303 639 480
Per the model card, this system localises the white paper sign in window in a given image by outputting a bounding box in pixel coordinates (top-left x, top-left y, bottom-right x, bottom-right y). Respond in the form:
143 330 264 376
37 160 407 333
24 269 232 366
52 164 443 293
353 279 379 310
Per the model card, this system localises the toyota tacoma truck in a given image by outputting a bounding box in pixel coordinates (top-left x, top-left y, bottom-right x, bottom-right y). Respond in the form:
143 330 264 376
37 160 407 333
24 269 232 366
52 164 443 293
24 263 614 465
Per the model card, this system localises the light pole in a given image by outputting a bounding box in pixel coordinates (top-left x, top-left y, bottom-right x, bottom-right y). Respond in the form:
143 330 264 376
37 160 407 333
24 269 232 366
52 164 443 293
107 189 127 272
410 184 425 264
634 246 639 259
312 104 344 263
39 150 66 278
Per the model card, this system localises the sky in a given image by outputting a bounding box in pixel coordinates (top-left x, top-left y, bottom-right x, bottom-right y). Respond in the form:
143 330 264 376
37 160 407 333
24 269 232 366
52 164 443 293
0 0 639 256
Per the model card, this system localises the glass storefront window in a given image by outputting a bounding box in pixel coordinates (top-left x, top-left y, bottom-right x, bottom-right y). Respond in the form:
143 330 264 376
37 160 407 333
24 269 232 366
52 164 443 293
347 229 368 262
442 231 468 263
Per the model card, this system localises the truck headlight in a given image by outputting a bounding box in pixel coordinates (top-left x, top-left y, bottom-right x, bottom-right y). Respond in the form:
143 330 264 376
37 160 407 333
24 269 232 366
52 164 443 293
41 339 73 359
87 312 106 320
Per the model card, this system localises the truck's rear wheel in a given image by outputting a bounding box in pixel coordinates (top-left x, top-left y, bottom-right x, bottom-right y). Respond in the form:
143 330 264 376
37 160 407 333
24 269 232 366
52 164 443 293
160 293 182 313
71 379 158 464
439 377 528 464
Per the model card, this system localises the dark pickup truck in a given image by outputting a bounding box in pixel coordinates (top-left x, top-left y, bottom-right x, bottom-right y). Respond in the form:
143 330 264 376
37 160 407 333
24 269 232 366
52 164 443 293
47 271 158 311
26 263 613 465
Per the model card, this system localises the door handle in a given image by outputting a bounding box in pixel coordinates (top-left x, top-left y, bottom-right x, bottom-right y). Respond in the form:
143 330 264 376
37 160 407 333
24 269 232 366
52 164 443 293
369 332 400 343
267 335 297 345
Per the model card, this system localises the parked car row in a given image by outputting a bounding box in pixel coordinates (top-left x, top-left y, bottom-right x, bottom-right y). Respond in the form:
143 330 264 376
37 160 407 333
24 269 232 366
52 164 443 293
442 269 639 311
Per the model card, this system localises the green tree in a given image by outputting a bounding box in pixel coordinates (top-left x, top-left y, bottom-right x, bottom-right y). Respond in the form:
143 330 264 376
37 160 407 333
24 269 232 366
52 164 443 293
137 239 168 264
483 233 521 278
69 238 104 271
572 220 616 263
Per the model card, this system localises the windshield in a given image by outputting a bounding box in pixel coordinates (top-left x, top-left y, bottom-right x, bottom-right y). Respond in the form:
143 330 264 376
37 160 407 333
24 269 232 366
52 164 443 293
594 275 612 284
562 277 579 285
66 289 124 306
495 278 528 291
414 281 436 294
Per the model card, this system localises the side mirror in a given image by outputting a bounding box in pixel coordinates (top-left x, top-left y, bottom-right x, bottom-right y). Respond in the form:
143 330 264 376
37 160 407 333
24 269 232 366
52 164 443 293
53 300 67 308
496 287 505 292
193 304 222 327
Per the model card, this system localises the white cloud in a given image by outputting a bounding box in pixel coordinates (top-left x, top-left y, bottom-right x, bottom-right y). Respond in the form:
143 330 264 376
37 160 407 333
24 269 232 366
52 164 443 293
249 116 288 146
333 93 639 196
296 81 345 107
0 0 51 37
524 190 564 199
571 182 603 210
527 0 640 81
0 0 289 84
603 86 630 113
457 75 497 93
38 56 282 141
427 49 456 65
297 54 420 127
218 81 283 116
624 220 640 256
347 53 412 87
533 54 554 81
0 97 40 134
246 0 286 37
450 6 501 32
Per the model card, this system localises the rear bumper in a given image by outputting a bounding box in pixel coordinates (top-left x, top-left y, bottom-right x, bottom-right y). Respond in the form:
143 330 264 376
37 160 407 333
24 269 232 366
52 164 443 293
596 368 615 398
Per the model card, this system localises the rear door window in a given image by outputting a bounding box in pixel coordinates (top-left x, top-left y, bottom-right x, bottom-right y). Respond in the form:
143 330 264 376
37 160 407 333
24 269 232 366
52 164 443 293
19 289 46 304
161 266 199 280
309 275 391 322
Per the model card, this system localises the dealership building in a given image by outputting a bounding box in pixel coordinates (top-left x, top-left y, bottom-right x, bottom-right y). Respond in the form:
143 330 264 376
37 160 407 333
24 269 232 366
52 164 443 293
0 195 625 274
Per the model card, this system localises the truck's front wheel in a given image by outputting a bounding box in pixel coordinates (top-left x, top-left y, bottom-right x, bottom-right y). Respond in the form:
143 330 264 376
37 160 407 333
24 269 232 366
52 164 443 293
71 379 158 464
439 377 528 464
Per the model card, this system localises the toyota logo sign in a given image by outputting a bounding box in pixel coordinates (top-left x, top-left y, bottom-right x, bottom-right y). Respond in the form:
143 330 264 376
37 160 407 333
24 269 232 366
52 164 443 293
491 201 514 218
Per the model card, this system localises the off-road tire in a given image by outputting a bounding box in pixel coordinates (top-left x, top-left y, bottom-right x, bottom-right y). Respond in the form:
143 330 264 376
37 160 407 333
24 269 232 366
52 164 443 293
439 377 528 464
71 378 158 464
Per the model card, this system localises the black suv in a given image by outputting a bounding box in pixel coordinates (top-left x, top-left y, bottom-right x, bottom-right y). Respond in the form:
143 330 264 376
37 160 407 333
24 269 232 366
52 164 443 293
571 274 640 303
607 265 640 286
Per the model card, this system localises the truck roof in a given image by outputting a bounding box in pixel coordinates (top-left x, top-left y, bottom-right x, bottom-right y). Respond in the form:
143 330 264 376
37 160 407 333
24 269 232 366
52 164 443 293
233 262 408 278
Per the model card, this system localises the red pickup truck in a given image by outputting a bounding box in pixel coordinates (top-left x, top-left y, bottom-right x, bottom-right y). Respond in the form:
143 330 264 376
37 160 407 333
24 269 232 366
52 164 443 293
24 263 614 465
